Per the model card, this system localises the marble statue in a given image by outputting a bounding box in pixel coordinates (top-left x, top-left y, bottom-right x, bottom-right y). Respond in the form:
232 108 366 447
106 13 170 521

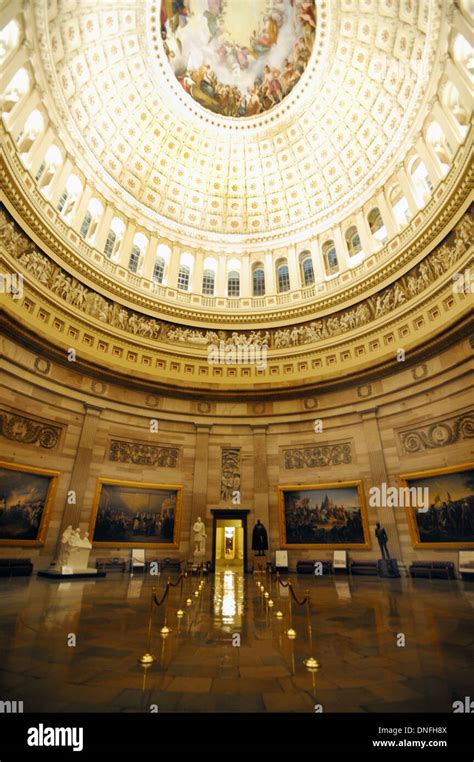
57 525 93 572
193 516 207 555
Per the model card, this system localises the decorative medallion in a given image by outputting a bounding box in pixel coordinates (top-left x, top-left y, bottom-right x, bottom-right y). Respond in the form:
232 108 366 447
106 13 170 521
160 0 316 117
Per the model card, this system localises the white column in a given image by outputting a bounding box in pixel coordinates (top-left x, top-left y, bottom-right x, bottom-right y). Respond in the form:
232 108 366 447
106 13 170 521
333 226 351 270
376 191 397 239
0 3 20 28
355 210 375 256
446 57 472 110
29 125 55 177
143 236 159 280
0 39 28 86
264 251 276 295
216 254 227 296
396 165 420 217
8 88 40 137
310 239 325 283
286 244 300 290
240 255 250 298
415 136 443 185
93 205 115 253
49 156 74 207
431 100 461 153
453 7 472 44
117 223 137 269
73 185 94 233
438 92 467 144
192 249 204 293
167 243 181 288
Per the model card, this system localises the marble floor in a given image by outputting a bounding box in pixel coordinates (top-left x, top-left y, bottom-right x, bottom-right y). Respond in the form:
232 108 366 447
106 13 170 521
0 571 473 713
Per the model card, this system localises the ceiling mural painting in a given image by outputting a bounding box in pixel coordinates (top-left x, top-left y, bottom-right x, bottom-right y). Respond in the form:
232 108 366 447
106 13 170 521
160 0 316 117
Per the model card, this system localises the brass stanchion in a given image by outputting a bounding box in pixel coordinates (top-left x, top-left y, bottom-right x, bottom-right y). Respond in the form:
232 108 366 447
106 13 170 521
304 588 321 672
139 586 156 664
286 582 296 639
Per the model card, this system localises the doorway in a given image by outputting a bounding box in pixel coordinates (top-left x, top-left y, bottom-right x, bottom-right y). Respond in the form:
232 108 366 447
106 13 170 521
211 509 249 573
215 519 244 571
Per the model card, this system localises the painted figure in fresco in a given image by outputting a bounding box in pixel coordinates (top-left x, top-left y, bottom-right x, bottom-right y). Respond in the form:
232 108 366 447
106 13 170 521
160 0 317 118
375 522 390 559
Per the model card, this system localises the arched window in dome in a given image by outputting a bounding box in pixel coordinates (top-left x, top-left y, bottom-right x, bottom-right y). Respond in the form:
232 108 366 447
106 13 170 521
407 155 432 207
202 256 217 295
277 263 290 293
345 226 362 257
80 211 92 238
104 217 125 259
1 67 29 115
322 240 338 276
299 251 315 286
16 109 44 157
104 229 116 259
177 264 190 291
177 252 194 291
37 144 62 192
367 208 387 243
227 270 240 297
153 256 166 284
441 81 469 132
0 20 21 66
80 198 103 241
426 122 451 174
452 33 474 78
128 233 147 274
202 269 215 295
57 174 82 220
252 266 265 296
389 186 411 228
128 245 141 273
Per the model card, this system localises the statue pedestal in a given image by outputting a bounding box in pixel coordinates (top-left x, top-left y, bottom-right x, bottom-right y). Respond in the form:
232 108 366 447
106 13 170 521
252 553 267 572
38 526 105 580
377 558 400 578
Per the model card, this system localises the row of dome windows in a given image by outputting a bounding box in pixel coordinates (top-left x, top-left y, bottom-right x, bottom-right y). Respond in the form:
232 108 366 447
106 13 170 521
1 16 472 298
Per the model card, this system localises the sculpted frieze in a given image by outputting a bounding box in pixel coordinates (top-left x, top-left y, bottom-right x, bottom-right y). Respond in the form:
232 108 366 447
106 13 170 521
399 412 474 453
0 410 61 449
0 209 471 351
284 443 352 468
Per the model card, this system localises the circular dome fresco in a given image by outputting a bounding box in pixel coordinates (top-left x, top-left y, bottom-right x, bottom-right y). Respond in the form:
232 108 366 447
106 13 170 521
29 0 446 242
157 0 316 118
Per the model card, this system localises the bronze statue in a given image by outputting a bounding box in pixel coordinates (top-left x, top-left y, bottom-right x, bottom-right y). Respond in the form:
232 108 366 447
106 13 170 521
252 519 268 556
375 522 390 559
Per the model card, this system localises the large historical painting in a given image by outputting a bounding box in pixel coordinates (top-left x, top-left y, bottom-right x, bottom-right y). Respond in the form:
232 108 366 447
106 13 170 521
278 481 370 549
0 461 58 546
90 479 182 548
402 464 474 549
160 1 316 117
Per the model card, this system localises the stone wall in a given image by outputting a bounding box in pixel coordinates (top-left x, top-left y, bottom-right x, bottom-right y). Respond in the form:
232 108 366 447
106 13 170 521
0 331 472 573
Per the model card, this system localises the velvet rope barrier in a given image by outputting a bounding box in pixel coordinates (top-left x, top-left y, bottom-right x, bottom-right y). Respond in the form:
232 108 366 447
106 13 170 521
152 584 171 607
166 573 185 588
288 583 308 607
275 572 291 588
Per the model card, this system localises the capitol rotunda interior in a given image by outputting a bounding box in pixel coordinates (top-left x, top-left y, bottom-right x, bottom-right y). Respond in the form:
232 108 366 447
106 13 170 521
0 0 473 750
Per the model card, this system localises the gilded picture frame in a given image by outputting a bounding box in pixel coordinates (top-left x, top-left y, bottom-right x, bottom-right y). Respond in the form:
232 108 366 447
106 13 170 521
89 478 183 549
0 460 59 546
401 462 474 549
278 480 370 549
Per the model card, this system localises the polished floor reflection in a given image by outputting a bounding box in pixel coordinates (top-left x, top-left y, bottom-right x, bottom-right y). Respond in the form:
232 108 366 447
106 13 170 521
0 571 473 713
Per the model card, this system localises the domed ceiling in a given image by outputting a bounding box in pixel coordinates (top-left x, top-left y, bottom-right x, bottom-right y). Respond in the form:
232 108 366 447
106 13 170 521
159 0 316 118
33 0 444 242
